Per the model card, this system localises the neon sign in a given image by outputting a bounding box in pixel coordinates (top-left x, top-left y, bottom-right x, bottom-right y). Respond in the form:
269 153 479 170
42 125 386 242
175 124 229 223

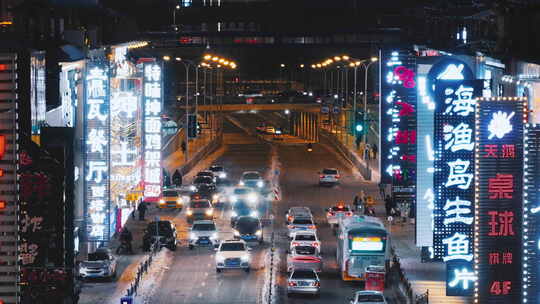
142 62 163 200
433 79 482 296
474 97 525 303
84 62 111 242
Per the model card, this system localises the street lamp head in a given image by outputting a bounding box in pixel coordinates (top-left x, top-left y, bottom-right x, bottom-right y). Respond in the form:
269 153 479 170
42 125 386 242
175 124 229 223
342 55 350 61
218 58 225 63
370 57 379 62
212 57 219 61
284 109 290 115
203 54 212 60
176 5 180 9
317 64 322 68
223 60 229 66
300 64 305 68
355 61 361 66
349 63 355 67
175 57 182 61
334 56 341 61
280 63 285 68
163 55 171 61
311 64 316 68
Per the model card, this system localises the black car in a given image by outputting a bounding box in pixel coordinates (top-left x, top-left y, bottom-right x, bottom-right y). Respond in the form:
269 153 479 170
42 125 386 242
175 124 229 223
233 216 263 244
193 176 216 192
142 221 177 251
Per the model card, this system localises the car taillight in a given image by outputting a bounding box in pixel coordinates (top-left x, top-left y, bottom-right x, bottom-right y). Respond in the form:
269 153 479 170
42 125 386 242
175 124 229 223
288 281 297 287
346 212 353 216
319 175 324 178
335 174 340 178
288 225 295 229
328 211 335 216
291 242 300 247
288 216 293 222
308 225 316 229
312 242 319 247
313 281 320 287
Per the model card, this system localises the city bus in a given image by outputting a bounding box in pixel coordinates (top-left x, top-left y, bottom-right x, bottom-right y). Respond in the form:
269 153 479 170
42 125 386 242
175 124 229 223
336 215 390 281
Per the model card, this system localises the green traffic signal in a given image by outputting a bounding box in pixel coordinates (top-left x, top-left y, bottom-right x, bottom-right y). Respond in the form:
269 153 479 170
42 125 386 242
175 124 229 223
355 124 364 132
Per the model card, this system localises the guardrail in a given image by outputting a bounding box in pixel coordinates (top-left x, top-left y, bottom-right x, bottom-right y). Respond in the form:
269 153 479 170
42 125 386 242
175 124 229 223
125 240 161 297
389 246 429 304
260 231 277 304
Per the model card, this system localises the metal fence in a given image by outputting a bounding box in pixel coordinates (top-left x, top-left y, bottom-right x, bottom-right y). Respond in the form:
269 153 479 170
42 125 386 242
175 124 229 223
389 247 429 304
125 240 161 297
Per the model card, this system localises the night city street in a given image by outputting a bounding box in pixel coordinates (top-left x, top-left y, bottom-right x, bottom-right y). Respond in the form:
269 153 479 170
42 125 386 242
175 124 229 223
2 0 540 304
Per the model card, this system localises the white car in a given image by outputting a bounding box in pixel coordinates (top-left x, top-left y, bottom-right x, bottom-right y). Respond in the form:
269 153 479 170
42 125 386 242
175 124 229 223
288 217 316 238
239 171 265 189
229 187 260 206
325 204 353 226
287 245 322 273
188 220 219 249
79 248 117 280
215 240 251 273
319 168 340 186
285 206 313 224
208 165 227 180
290 231 320 250
350 290 387 304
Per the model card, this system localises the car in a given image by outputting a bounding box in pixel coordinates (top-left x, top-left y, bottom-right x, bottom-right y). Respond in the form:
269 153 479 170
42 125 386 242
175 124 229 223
290 231 320 250
349 290 387 304
265 125 276 134
215 240 251 273
231 201 258 226
142 221 177 251
196 170 217 183
78 248 117 280
318 168 340 186
288 216 316 238
239 171 265 189
230 187 260 206
186 199 214 223
325 203 354 227
209 165 227 180
233 216 263 244
189 220 219 249
158 189 185 210
193 176 216 192
287 269 320 297
287 246 322 273
285 207 313 224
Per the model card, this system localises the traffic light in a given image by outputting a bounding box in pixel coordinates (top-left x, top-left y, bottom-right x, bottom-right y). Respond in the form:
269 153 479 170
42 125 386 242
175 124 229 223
187 114 197 139
354 112 365 136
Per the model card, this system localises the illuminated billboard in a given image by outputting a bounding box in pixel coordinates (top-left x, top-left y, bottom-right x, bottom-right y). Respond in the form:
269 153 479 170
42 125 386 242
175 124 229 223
84 61 111 242
474 97 525 303
523 124 540 304
432 79 482 296
142 62 163 201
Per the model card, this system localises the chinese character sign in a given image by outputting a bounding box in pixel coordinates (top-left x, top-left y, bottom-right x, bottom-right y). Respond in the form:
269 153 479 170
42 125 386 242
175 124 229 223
380 49 417 184
522 124 540 304
474 97 525 303
142 62 163 200
84 62 111 242
433 80 482 296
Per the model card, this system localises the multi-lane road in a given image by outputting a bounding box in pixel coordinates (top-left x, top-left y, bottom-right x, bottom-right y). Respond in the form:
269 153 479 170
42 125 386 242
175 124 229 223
81 113 400 304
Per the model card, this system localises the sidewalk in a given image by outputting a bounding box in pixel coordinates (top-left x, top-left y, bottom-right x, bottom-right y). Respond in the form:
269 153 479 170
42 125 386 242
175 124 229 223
163 127 217 173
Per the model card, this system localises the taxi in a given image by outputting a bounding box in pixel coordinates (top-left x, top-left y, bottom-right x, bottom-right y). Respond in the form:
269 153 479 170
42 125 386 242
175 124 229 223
325 202 353 227
158 189 185 210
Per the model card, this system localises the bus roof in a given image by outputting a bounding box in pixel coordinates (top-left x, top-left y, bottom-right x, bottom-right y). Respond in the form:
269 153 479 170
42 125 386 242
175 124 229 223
338 215 386 233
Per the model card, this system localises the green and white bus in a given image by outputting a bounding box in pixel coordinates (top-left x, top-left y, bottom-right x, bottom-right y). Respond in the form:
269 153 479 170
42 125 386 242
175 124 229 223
336 215 390 281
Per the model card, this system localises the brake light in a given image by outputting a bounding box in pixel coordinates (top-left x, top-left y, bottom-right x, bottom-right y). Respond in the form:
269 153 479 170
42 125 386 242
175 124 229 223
327 212 335 216
313 281 320 287
291 242 300 247
288 225 296 229
335 175 340 178
288 216 293 222
312 242 319 247
308 225 316 229
288 281 297 287
319 175 324 178
346 212 353 216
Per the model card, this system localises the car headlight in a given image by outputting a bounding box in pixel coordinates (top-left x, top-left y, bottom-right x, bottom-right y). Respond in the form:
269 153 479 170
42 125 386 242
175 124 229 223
230 196 238 203
190 233 197 240
211 233 218 239
251 211 258 217
216 254 225 263
257 181 264 188
206 209 214 216
231 211 237 217
219 172 226 178
213 194 219 201
190 185 196 191
247 193 258 203
159 199 165 205
241 254 249 262
177 198 183 204
239 181 245 186
186 209 193 216
233 230 240 236
255 229 262 236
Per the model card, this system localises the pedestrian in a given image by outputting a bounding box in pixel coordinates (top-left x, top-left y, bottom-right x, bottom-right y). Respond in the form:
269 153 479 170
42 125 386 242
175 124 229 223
364 144 371 160
353 195 361 212
172 169 182 187
355 136 361 150
137 201 148 221
372 143 378 159
384 195 392 216
378 182 386 199
163 169 171 187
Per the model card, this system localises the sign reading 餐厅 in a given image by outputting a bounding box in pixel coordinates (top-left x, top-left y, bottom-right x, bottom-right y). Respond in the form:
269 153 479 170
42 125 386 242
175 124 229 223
142 62 163 201
523 124 540 304
84 61 111 242
474 97 524 303
432 80 482 296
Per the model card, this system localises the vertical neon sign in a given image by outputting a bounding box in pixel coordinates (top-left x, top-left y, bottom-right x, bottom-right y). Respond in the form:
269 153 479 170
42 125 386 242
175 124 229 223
474 97 525 303
522 124 540 304
142 62 163 201
84 61 111 242
433 80 482 296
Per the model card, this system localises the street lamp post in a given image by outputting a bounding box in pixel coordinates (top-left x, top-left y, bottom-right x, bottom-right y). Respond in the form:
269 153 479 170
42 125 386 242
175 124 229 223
173 5 180 26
